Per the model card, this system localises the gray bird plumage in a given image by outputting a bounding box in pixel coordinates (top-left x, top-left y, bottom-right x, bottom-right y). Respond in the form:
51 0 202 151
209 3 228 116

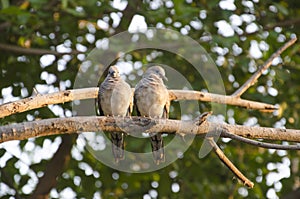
134 66 169 165
98 65 133 163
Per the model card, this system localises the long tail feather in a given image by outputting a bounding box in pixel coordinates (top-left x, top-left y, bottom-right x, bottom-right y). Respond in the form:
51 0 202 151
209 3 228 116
150 134 165 165
111 132 125 163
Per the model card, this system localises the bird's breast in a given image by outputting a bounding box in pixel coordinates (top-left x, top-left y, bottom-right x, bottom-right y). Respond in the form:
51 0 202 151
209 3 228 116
135 84 168 117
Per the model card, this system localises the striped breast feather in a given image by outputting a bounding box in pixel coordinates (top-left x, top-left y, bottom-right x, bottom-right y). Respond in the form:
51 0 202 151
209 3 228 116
101 77 120 89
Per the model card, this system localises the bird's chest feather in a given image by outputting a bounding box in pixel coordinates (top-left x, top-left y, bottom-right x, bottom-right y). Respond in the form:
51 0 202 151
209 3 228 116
100 84 131 116
136 84 168 117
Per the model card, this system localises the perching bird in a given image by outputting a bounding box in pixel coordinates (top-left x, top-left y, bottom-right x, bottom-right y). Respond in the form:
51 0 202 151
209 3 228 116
134 66 169 165
98 65 133 163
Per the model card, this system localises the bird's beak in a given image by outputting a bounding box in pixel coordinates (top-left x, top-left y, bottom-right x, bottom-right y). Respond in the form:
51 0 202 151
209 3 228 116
162 75 168 81
112 71 117 78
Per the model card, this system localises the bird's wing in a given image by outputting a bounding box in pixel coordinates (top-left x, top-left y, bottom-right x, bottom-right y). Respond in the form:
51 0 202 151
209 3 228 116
127 88 134 117
97 86 104 116
134 86 141 116
163 97 170 119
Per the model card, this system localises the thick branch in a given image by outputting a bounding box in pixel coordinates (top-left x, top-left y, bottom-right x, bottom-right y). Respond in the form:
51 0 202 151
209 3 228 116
1 116 300 144
0 43 80 57
0 88 98 118
30 135 73 199
0 87 277 119
232 37 297 98
207 137 254 188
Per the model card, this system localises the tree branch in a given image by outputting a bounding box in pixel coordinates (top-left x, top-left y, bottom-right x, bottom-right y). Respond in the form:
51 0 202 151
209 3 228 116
169 90 276 111
0 168 22 199
264 18 300 30
223 132 300 150
282 188 300 199
0 87 277 119
30 135 74 199
232 37 297 98
1 116 300 144
0 88 98 118
0 21 11 31
0 43 80 57
206 137 254 188
241 18 300 37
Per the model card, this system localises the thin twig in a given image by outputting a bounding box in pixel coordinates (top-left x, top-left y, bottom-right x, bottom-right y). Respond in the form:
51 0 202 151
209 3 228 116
0 43 80 57
265 18 300 30
232 37 297 98
241 18 300 37
223 131 300 150
0 87 277 119
206 137 254 188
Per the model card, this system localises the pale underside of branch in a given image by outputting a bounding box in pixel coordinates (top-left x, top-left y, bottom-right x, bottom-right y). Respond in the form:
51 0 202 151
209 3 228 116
1 116 300 144
0 87 277 119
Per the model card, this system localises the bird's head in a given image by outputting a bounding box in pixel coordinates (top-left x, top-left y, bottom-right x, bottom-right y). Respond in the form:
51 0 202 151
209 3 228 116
108 65 120 78
144 66 168 81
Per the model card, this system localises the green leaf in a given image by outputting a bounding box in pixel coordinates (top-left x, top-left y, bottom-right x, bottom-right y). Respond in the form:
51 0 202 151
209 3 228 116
1 0 10 9
63 8 86 17
0 6 27 15
29 0 48 8
62 0 68 9
0 148 6 157
274 2 289 16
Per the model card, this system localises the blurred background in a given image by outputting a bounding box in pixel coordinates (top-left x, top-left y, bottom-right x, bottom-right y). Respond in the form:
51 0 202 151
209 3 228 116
0 0 300 198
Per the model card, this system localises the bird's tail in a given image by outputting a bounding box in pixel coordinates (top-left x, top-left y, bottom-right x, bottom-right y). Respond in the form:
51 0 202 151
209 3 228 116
150 133 165 165
111 132 125 163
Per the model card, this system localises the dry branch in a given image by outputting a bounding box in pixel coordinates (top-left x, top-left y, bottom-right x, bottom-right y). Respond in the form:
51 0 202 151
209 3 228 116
169 90 276 111
1 116 300 144
0 87 277 119
0 88 98 118
232 37 297 97
224 132 300 150
207 137 254 188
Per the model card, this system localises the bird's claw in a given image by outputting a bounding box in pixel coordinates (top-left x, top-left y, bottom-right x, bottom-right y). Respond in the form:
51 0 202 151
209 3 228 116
194 111 213 126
